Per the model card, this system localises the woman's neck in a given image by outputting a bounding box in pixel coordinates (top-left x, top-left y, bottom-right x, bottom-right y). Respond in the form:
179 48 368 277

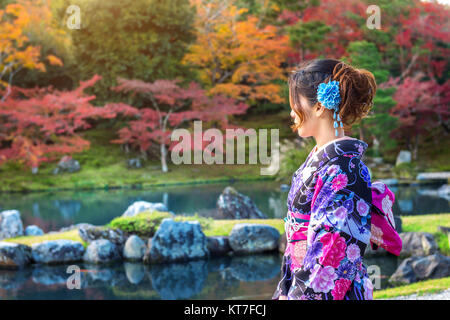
314 127 346 150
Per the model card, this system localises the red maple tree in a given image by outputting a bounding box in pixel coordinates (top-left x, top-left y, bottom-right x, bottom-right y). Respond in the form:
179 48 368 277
0 75 136 170
109 78 249 172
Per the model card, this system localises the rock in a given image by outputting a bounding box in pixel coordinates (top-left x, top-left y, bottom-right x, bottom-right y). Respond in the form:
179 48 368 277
206 236 231 256
229 223 280 254
389 257 418 285
416 172 450 181
412 254 450 280
146 219 208 264
122 201 168 217
124 262 146 284
280 184 290 192
395 150 411 166
78 225 127 249
123 235 146 261
31 240 85 264
25 225 44 236
0 242 32 269
0 210 24 240
379 178 399 186
400 232 439 258
216 187 267 219
53 155 81 174
83 239 121 264
58 223 94 233
389 254 450 285
127 158 142 169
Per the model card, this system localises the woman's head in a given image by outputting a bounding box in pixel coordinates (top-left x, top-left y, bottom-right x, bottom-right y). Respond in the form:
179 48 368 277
288 59 376 138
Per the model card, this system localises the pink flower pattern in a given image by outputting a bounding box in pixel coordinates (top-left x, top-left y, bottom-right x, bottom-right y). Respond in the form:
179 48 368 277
331 173 348 192
319 232 347 268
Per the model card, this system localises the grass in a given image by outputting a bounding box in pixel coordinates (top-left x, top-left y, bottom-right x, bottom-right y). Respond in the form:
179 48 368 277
0 124 273 192
374 277 450 299
2 229 85 247
401 213 450 255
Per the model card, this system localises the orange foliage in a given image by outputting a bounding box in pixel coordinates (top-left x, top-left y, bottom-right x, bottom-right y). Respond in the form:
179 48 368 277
182 0 289 105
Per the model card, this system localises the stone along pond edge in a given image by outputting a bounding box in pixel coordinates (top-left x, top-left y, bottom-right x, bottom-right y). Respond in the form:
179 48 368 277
1 209 449 291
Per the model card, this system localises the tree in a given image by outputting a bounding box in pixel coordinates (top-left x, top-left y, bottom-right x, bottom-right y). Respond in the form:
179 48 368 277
389 75 449 160
0 1 52 100
0 75 136 170
346 41 398 156
109 78 249 172
58 0 196 103
182 0 289 106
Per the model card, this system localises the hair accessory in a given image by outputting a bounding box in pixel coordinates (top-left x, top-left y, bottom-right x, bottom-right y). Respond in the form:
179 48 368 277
317 80 342 136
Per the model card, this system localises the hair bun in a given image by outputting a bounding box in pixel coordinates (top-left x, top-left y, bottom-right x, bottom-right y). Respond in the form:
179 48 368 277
331 62 377 126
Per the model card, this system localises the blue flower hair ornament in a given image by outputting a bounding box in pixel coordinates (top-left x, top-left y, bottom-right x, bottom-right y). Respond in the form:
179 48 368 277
317 80 343 137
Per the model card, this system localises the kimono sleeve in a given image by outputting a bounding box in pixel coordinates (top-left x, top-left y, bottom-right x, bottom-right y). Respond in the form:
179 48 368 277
287 158 373 300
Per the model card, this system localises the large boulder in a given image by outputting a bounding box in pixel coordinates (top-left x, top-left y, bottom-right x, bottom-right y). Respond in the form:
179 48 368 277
83 239 121 264
229 223 280 254
0 242 32 269
206 236 231 256
53 155 80 174
395 150 411 166
25 225 44 236
0 210 24 240
389 254 450 285
123 235 146 261
216 187 267 219
122 201 168 217
145 219 208 263
78 225 127 249
31 240 85 264
399 232 439 258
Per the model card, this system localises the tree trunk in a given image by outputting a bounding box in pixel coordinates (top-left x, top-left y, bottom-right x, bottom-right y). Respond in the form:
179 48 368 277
160 143 168 173
413 134 419 161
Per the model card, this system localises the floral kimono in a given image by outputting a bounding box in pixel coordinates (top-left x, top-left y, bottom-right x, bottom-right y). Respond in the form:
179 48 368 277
273 138 374 300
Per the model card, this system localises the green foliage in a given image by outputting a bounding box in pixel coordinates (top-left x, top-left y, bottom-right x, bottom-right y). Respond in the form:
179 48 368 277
56 0 196 104
347 41 399 156
109 210 173 237
287 21 331 60
278 140 315 181
392 162 418 179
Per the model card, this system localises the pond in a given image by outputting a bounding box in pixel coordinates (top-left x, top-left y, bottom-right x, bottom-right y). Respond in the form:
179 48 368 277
0 180 448 300
0 180 448 232
0 253 399 300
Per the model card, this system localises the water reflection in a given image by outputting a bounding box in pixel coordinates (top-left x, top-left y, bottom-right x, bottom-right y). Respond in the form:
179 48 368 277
0 182 447 231
0 253 400 300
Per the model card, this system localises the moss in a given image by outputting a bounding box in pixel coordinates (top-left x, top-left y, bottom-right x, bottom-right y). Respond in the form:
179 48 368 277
108 210 173 237
374 277 450 299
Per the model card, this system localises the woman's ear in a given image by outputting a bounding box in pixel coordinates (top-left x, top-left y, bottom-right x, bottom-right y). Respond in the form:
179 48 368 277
314 102 326 117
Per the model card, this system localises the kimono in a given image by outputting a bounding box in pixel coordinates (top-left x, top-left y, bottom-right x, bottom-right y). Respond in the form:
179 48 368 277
273 138 374 300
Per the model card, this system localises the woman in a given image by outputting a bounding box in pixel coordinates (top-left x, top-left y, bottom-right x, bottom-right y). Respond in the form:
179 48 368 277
273 59 377 300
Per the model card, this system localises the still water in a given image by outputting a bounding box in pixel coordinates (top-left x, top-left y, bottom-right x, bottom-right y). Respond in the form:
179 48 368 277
0 180 447 299
0 181 448 232
0 253 399 300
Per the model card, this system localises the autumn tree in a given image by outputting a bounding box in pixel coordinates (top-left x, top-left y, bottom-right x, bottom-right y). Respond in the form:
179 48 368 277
182 0 289 106
0 1 56 100
388 75 449 160
0 75 136 170
109 78 249 172
58 0 196 103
